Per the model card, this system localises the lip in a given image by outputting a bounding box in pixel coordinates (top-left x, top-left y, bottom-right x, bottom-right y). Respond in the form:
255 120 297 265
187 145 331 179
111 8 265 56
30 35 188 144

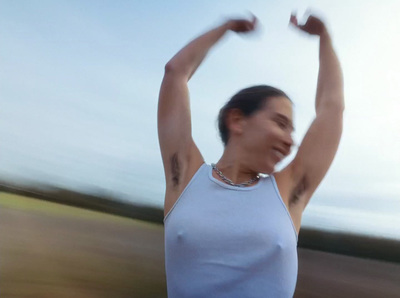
273 147 289 157
272 148 285 162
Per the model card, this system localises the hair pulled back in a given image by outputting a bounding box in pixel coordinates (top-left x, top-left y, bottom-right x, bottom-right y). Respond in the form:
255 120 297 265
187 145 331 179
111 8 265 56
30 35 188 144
218 85 290 146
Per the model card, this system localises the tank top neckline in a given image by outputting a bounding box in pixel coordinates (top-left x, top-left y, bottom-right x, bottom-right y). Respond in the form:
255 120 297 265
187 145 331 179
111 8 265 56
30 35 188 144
207 163 264 191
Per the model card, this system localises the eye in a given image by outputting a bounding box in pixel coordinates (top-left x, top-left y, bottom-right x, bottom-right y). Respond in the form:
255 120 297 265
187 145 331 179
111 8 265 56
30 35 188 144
275 119 287 128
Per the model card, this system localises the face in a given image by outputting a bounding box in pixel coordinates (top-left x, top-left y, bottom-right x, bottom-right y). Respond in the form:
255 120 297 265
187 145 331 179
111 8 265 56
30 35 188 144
240 96 294 173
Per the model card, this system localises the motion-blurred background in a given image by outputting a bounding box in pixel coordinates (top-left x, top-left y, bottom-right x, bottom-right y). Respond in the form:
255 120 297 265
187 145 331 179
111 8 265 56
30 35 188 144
1 1 399 297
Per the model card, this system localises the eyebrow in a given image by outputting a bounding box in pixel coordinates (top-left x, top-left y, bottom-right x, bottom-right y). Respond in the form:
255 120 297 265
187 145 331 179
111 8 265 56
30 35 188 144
274 113 295 131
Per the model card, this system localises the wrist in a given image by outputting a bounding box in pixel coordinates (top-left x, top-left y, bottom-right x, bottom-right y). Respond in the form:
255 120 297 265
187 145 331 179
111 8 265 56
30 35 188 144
319 27 330 39
223 20 234 31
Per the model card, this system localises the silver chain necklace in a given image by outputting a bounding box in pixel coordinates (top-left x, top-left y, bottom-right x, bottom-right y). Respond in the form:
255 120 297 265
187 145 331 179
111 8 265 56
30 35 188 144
211 163 260 187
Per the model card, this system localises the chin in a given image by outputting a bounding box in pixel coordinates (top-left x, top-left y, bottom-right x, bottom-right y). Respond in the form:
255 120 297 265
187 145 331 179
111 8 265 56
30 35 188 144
258 163 275 175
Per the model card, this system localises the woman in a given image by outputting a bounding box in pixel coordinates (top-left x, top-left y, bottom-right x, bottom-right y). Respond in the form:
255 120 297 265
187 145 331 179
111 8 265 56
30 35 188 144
158 12 344 298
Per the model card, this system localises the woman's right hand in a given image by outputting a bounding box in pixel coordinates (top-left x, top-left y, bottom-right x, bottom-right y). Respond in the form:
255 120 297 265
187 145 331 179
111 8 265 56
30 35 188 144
226 16 258 33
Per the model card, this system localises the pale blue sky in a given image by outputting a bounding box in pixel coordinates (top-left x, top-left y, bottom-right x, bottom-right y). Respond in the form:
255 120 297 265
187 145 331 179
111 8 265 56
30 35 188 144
1 1 399 237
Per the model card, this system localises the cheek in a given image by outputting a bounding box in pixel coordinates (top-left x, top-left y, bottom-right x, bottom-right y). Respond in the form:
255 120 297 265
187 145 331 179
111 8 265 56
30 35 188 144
242 131 266 151
243 122 277 148
260 127 278 143
269 126 285 140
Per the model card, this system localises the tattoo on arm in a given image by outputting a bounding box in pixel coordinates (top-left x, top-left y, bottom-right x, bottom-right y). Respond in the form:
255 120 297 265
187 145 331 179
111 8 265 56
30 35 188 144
171 153 180 187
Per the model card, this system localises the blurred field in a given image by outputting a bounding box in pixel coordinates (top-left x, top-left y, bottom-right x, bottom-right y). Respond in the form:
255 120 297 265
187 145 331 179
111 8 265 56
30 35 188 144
0 192 167 298
295 248 400 298
1 192 400 298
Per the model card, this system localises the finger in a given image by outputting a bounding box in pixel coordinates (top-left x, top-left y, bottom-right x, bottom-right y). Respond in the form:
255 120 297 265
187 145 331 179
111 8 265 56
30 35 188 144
245 10 256 21
297 24 306 32
251 14 258 26
303 15 312 24
244 20 255 31
289 14 298 26
305 8 313 18
250 19 257 30
307 15 321 24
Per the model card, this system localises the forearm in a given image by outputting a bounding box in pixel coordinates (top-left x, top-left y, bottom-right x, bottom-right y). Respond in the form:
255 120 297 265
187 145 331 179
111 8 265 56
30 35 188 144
165 22 231 80
315 30 344 113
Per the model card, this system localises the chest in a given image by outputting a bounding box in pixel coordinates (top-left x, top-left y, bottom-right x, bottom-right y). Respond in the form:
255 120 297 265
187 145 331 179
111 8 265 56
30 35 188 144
166 187 297 258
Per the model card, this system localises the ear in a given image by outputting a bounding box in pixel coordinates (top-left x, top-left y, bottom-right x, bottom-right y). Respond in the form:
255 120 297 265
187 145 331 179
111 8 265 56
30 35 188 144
226 109 246 136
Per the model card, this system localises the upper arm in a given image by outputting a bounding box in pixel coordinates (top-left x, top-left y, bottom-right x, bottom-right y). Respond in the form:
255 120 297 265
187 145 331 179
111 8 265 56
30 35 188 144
157 66 204 199
276 104 343 212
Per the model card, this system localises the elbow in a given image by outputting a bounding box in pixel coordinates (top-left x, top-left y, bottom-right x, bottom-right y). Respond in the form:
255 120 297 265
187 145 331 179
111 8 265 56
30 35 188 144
317 95 345 115
332 98 345 113
338 96 345 112
164 61 189 78
164 61 177 74
318 103 344 116
337 93 345 112
164 62 193 82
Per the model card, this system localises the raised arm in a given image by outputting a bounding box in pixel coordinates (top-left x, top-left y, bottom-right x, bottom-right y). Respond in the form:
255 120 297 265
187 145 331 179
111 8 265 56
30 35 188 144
276 14 344 229
158 17 257 215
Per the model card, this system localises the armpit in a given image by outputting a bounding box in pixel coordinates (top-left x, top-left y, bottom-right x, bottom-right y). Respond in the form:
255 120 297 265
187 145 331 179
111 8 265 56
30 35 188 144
170 153 180 187
289 176 308 206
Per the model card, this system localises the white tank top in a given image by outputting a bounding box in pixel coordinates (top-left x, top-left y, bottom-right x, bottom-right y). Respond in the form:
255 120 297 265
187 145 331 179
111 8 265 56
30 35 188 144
164 163 298 298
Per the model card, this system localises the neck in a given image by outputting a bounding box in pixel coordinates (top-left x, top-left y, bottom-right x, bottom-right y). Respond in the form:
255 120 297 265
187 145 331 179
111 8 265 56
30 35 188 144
215 144 258 184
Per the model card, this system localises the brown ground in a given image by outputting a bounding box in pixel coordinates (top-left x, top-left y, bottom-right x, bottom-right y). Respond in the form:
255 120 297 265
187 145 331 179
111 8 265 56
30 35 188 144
0 204 166 298
295 249 400 298
1 195 399 298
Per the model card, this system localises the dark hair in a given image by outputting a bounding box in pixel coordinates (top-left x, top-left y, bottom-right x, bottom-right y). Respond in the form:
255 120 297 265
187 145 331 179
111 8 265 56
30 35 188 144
217 85 291 146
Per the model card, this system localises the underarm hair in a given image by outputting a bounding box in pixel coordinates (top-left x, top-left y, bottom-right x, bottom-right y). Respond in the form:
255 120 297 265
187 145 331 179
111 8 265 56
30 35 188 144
170 153 180 187
289 176 308 206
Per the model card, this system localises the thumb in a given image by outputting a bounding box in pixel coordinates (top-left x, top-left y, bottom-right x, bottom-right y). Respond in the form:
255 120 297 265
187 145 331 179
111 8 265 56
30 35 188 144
289 14 298 26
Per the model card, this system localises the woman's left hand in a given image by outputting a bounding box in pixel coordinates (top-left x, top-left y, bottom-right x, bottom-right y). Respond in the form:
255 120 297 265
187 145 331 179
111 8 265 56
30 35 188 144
290 14 327 36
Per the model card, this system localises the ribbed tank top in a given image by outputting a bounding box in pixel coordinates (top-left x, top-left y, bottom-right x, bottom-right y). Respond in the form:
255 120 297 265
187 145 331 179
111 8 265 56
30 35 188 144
164 163 298 298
